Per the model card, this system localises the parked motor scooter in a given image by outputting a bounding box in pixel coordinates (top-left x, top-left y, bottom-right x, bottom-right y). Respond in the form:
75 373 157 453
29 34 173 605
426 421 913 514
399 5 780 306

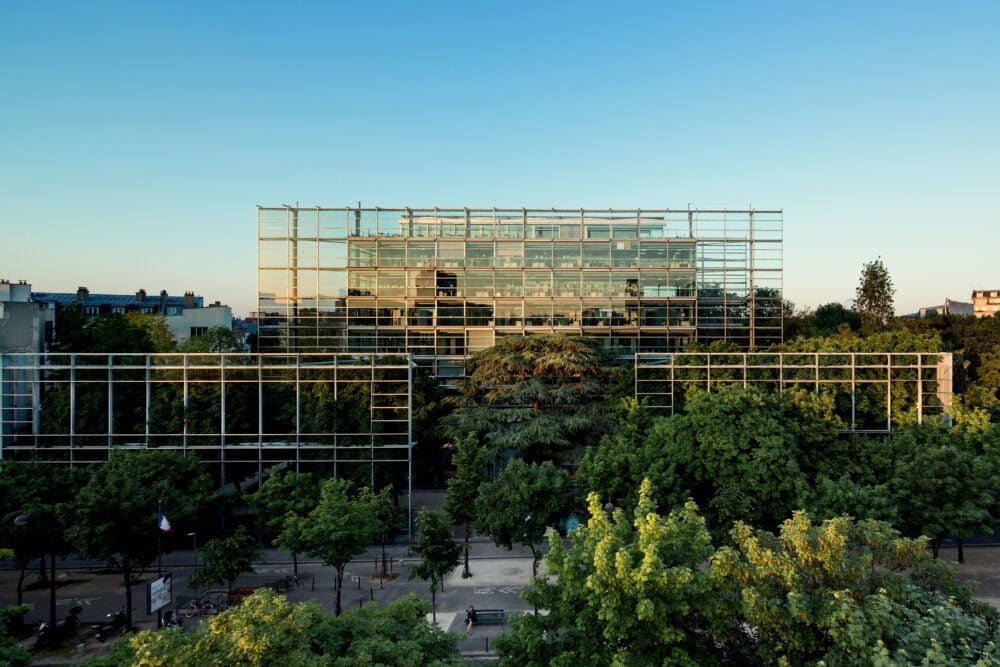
37 605 83 644
92 608 126 642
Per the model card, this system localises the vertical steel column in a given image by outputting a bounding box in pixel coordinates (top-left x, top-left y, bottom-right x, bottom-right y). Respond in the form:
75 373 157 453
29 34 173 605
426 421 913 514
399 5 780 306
295 354 301 474
407 355 414 543
107 357 113 452
70 356 76 455
145 355 151 447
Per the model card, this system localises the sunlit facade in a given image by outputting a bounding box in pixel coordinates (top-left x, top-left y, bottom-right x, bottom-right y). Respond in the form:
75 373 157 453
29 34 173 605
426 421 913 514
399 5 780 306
258 207 783 377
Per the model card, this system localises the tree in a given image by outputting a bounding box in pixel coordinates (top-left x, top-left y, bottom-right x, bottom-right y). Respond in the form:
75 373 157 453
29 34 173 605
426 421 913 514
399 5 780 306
0 462 83 611
52 306 155 353
277 478 375 615
474 459 573 576
66 450 217 629
711 512 1000 664
247 471 320 575
443 334 623 463
180 326 242 352
442 433 487 578
126 312 176 352
495 480 717 666
811 301 860 336
889 422 1000 561
191 527 263 590
94 590 464 666
854 258 895 335
409 509 461 625
0 605 31 667
367 485 404 580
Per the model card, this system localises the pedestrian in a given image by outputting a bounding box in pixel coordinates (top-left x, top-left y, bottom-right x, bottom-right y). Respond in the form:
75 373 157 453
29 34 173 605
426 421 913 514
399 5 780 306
465 605 477 636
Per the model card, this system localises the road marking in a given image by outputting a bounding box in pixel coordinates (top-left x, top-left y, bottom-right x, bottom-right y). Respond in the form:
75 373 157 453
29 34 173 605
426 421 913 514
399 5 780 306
498 586 520 594
473 587 494 594
57 597 101 606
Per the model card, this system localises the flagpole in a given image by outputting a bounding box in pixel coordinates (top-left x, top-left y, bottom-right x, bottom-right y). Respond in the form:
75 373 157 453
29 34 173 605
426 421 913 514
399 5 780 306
157 500 163 629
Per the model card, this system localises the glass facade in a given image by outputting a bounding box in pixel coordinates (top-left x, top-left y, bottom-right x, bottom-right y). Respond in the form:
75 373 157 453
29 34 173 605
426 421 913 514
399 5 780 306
258 208 783 374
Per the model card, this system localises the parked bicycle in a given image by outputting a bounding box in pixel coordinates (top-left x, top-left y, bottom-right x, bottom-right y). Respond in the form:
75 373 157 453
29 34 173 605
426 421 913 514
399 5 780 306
180 598 216 618
275 575 300 593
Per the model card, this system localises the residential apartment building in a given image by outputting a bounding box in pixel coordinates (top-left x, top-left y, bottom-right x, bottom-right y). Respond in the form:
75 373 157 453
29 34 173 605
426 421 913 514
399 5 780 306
258 207 783 377
972 290 1000 318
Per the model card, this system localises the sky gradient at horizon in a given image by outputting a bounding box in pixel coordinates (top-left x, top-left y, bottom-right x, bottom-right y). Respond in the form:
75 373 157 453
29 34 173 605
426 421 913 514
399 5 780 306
2 2 997 317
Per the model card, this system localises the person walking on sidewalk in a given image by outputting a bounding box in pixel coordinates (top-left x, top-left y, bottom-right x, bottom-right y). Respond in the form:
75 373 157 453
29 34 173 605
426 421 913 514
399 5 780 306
465 606 477 636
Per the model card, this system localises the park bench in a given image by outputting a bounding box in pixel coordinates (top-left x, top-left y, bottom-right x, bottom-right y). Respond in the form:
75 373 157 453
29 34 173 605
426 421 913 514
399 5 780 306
474 609 506 625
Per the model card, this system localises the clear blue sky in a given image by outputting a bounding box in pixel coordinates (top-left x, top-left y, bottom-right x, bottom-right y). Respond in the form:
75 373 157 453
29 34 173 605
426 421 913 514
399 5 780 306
2 1 997 317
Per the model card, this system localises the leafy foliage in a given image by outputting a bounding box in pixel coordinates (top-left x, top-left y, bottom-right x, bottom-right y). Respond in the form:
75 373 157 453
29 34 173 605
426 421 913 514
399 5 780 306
495 480 718 666
277 478 375 615
474 459 573 575
409 509 461 623
247 471 321 575
66 449 217 628
191 526 263 590
711 512 1000 664
180 326 242 352
854 257 896 334
95 590 463 666
443 334 623 463
442 433 487 577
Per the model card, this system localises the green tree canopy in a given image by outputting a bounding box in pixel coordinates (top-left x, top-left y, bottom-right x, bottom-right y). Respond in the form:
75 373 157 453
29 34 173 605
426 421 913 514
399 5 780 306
496 480 717 666
854 257 896 335
125 312 176 351
97 590 463 666
443 334 623 463
191 526 263 590
277 478 375 615
474 459 573 575
247 470 321 575
180 326 242 352
66 449 217 629
409 509 461 624
442 433 487 578
711 512 1000 664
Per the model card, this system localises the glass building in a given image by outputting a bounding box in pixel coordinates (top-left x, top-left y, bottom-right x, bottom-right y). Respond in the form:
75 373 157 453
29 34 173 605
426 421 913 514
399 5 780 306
258 207 783 377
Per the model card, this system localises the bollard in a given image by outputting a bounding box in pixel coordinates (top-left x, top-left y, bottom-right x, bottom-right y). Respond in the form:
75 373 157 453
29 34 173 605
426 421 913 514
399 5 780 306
370 586 374 601
357 576 361 590
359 598 363 608
485 637 489 653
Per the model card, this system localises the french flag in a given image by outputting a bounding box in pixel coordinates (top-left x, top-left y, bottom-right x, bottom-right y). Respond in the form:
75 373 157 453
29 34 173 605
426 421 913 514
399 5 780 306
158 509 172 533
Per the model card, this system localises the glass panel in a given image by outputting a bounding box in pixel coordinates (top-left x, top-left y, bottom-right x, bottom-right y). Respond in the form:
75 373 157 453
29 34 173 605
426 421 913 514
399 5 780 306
408 303 435 326
377 241 405 267
466 242 493 268
583 242 609 268
524 242 552 268
407 330 435 355
496 242 522 268
552 302 580 326
376 271 405 297
376 301 406 326
610 271 640 297
467 301 494 326
347 270 375 296
553 242 580 267
348 241 376 267
438 302 464 326
641 304 668 326
582 272 609 297
347 300 376 326
553 271 580 297
582 300 610 326
439 241 464 267
639 242 668 268
611 239 638 268
436 271 462 297
525 301 552 326
465 271 494 297
525 271 551 297
495 302 522 326
407 242 435 267
640 271 670 297
669 273 696 297
495 271 523 297
408 269 436 297
669 243 696 268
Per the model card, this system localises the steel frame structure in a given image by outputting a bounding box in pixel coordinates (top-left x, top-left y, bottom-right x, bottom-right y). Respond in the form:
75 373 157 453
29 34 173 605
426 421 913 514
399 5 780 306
258 207 782 377
0 352 416 535
634 351 953 432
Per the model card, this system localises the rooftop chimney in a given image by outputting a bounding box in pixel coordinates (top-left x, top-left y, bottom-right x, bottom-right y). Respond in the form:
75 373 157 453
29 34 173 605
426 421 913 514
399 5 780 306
136 289 147 302
184 291 195 308
160 290 168 302
76 286 89 301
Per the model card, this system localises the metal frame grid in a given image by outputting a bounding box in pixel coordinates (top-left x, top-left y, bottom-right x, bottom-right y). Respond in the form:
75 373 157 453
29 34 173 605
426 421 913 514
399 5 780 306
634 352 953 432
257 207 782 373
0 352 415 530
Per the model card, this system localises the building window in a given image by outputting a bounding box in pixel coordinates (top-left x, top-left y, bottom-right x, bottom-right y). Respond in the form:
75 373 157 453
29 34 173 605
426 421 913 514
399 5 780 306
84 306 99 316
112 306 125 314
190 327 208 338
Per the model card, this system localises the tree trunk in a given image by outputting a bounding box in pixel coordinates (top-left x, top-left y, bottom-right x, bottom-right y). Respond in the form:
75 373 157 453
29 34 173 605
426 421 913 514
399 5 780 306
381 537 388 579
38 553 48 583
292 552 299 577
931 539 941 559
123 558 133 629
529 544 539 577
431 587 437 625
335 565 343 616
16 564 27 605
462 523 471 578
958 537 965 564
